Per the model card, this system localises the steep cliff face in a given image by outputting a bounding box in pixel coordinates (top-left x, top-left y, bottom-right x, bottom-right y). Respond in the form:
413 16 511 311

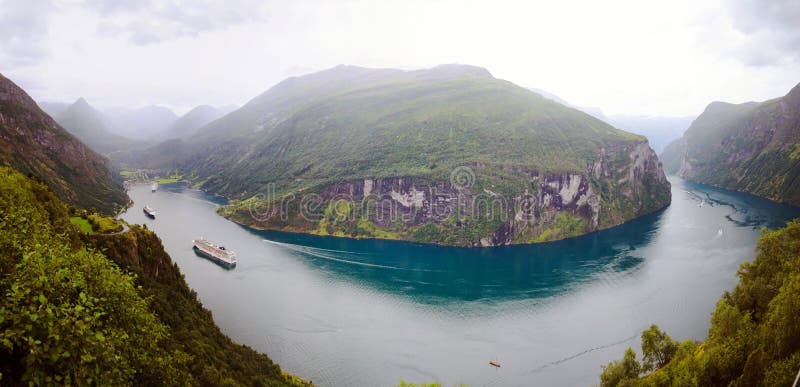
224 140 669 246
0 73 128 213
660 82 800 205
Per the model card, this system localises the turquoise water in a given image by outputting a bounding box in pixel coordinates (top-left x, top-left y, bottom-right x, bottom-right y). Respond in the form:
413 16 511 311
121 178 800 386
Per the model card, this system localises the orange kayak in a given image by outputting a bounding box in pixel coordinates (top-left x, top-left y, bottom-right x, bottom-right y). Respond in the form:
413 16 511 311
489 360 501 367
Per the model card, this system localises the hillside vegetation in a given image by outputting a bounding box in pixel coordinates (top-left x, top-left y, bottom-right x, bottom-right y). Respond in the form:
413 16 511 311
0 167 305 386
0 73 128 214
660 82 800 205
136 65 670 246
599 219 800 386
184 64 644 196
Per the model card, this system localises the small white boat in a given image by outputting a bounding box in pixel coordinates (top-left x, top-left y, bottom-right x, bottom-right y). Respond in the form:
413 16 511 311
143 205 156 218
151 183 158 192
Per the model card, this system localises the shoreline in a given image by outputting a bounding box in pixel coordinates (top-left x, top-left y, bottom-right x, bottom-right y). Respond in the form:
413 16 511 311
220 203 673 250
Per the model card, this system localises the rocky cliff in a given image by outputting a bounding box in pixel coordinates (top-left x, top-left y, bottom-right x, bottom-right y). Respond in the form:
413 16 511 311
0 73 127 213
224 140 669 246
660 82 800 205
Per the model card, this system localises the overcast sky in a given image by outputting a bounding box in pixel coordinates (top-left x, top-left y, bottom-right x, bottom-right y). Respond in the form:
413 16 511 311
1 0 799 116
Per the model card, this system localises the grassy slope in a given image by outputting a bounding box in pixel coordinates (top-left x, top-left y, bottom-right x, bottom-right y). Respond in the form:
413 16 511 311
184 65 642 198
0 166 304 386
69 216 93 233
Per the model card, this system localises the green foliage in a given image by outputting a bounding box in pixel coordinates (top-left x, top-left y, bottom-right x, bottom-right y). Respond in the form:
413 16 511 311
531 212 587 243
599 219 800 386
155 170 184 184
640 325 678 372
0 167 305 386
0 244 190 385
600 348 641 387
69 216 94 233
397 381 467 387
87 214 123 233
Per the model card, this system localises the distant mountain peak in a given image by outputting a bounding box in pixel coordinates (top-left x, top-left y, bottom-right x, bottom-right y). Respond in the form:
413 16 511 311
69 97 96 113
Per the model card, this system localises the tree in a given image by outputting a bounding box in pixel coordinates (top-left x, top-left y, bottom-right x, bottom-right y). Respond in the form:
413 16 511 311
600 347 641 387
640 324 677 372
0 244 191 385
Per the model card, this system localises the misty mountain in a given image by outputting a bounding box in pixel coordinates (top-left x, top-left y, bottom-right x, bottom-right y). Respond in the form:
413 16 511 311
163 104 237 139
660 82 800 205
528 87 694 153
528 87 607 121
37 100 70 118
54 98 139 155
604 115 694 153
105 105 178 141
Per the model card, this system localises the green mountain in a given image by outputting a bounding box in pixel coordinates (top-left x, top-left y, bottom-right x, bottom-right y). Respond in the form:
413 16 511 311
660 82 800 205
0 166 305 386
157 65 671 246
0 73 127 214
54 97 139 155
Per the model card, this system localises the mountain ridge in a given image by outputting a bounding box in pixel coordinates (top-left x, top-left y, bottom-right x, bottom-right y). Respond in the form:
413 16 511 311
0 73 127 213
55 97 138 155
660 81 800 205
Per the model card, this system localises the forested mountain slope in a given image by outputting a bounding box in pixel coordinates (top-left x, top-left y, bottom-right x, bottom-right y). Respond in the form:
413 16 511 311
661 82 800 205
162 64 671 246
0 73 127 213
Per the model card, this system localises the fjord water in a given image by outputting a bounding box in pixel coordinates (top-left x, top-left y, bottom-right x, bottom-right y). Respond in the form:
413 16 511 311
121 178 800 387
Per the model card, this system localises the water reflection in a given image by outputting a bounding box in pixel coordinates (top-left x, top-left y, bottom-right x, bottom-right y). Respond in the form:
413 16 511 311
242 207 665 303
683 180 794 229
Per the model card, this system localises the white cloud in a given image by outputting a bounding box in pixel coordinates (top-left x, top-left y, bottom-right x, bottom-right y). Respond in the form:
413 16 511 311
87 0 267 45
2 0 799 117
0 0 54 67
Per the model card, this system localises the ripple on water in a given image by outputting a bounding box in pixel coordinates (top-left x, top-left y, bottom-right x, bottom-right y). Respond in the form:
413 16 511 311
119 180 800 387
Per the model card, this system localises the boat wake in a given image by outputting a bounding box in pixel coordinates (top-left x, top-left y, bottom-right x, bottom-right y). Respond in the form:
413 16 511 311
526 331 641 374
262 239 442 272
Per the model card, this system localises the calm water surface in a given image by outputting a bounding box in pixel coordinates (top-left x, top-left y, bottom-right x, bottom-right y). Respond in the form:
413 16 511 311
120 178 800 386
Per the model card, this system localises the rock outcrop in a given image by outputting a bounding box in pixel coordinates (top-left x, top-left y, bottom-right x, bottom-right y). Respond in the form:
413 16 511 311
226 140 670 247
